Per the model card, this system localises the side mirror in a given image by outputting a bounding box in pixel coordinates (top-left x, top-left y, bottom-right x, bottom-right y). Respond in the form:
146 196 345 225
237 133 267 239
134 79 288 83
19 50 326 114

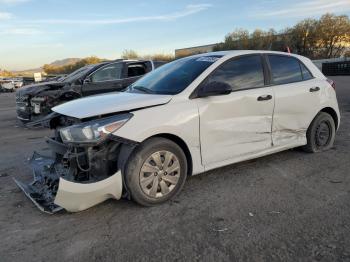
83 77 92 84
197 81 232 98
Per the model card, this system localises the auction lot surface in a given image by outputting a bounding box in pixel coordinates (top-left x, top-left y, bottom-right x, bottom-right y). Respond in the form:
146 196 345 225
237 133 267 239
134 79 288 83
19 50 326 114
0 76 349 261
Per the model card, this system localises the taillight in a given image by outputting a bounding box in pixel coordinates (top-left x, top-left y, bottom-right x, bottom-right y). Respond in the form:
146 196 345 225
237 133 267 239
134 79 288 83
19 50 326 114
326 78 336 90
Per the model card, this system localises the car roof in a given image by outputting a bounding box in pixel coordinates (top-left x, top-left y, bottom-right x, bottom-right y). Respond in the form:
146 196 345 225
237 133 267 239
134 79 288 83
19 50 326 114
191 50 306 60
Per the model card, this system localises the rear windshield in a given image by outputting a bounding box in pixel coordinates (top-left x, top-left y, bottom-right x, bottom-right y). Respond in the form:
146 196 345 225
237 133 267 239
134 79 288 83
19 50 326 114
128 55 222 95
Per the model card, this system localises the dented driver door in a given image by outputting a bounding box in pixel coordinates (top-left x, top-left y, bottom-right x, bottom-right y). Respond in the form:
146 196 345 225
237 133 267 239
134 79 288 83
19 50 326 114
197 54 274 168
198 87 274 167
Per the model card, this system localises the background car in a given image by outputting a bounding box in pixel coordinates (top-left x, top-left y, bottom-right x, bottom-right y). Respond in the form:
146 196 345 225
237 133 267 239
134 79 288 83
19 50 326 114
15 51 340 213
15 60 166 123
0 77 24 92
0 78 16 92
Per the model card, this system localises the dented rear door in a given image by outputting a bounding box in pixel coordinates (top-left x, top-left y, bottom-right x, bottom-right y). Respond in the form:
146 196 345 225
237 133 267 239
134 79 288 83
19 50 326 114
271 79 322 147
268 54 322 147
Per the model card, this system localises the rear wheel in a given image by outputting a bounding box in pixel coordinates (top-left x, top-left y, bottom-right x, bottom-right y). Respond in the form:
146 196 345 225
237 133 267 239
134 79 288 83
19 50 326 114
303 112 335 153
125 137 187 206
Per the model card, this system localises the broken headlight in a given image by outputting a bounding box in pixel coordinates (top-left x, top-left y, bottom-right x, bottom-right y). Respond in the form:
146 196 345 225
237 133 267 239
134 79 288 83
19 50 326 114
59 113 132 144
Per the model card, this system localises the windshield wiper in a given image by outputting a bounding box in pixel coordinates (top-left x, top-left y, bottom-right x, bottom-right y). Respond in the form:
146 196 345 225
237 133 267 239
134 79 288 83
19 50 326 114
132 86 155 94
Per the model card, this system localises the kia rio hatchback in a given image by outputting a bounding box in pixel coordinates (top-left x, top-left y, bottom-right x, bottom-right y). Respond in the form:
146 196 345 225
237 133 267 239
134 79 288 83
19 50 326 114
15 51 340 213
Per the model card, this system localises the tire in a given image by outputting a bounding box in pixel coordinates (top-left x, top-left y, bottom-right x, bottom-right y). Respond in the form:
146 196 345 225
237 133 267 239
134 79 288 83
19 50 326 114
303 112 336 153
19 119 30 125
125 137 188 206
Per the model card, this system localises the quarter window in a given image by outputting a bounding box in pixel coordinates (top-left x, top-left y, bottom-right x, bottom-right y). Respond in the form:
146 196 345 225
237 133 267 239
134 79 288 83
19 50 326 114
206 55 265 91
268 55 303 85
91 63 123 82
300 63 313 80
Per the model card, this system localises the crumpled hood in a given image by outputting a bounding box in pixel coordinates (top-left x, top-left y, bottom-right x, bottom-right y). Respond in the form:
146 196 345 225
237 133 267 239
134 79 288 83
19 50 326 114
16 81 65 96
53 92 172 119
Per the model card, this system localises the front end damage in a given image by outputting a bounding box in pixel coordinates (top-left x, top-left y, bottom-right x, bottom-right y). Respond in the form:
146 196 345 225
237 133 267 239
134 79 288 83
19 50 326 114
15 128 138 213
15 83 79 123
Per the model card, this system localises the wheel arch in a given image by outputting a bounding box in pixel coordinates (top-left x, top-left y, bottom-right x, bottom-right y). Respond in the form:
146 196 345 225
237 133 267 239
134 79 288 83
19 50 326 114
320 107 339 129
145 133 193 177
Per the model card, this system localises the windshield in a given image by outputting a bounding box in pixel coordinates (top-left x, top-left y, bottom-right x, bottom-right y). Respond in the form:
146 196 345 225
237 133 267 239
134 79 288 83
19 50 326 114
128 55 222 95
61 65 96 83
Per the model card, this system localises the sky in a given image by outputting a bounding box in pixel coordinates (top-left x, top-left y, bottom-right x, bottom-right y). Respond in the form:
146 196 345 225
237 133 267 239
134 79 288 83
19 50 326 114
0 0 349 70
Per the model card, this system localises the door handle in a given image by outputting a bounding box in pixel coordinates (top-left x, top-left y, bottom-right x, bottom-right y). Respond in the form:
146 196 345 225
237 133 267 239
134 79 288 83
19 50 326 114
257 95 272 101
309 87 320 92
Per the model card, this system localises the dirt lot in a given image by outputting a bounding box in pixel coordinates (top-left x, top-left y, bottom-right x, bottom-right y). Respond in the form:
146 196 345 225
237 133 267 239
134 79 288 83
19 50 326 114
0 76 349 262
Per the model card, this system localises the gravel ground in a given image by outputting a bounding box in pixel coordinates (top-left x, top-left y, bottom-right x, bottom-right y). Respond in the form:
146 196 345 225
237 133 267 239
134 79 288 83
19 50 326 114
0 76 349 262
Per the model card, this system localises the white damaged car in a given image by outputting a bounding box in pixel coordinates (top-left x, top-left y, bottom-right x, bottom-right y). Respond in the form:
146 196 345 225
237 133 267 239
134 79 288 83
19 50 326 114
15 51 340 213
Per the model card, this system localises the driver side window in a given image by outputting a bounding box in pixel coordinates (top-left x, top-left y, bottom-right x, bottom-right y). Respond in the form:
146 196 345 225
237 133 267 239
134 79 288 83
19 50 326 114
91 63 123 83
207 55 265 91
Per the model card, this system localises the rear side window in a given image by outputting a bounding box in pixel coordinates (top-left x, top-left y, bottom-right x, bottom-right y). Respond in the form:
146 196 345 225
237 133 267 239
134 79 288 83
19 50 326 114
127 64 146 77
207 55 265 91
300 63 313 80
268 55 303 85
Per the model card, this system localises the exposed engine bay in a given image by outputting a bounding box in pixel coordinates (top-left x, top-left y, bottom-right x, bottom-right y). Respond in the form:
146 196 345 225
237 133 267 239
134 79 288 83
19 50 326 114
14 113 138 213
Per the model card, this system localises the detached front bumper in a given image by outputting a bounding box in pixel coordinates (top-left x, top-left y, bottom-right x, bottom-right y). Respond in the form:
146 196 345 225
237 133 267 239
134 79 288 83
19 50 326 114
14 134 136 213
55 171 122 213
14 153 123 214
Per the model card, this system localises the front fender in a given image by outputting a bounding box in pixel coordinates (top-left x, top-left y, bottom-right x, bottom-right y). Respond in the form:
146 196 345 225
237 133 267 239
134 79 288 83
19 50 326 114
113 100 204 175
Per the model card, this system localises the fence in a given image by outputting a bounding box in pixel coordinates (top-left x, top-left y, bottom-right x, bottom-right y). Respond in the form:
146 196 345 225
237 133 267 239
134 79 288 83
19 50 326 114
322 61 350 76
312 57 350 76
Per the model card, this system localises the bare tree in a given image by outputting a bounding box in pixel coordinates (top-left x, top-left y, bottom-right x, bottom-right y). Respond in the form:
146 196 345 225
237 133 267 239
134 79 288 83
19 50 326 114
213 13 350 59
122 49 139 59
316 14 350 58
289 19 318 58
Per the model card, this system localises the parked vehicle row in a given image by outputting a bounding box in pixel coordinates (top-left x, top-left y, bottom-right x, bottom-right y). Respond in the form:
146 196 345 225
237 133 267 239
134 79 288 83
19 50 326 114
14 51 340 214
0 77 23 92
15 59 166 123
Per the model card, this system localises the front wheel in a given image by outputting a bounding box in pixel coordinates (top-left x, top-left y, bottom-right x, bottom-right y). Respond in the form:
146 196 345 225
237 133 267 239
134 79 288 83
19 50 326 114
303 112 336 153
125 137 188 206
